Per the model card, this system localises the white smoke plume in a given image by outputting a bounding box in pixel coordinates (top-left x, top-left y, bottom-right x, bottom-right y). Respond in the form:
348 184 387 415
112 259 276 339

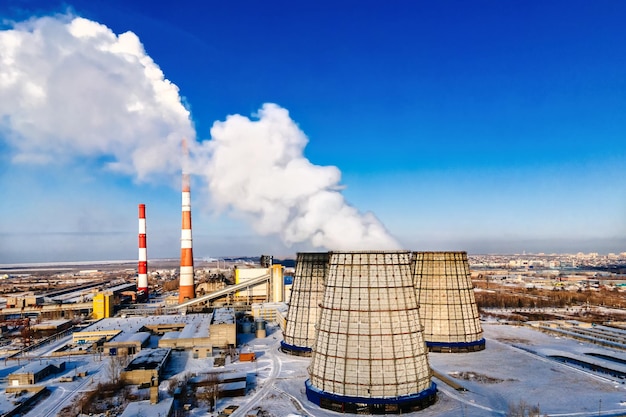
0 14 400 251
196 104 401 251
0 14 194 180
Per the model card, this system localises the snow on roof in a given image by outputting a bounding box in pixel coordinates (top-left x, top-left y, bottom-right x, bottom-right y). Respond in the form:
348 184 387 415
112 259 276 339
220 380 246 392
191 371 247 384
212 307 235 325
179 314 210 338
125 348 170 370
106 283 136 293
120 398 174 417
14 360 63 375
31 319 71 329
80 317 149 334
160 331 180 340
111 331 151 344
251 302 288 313
80 313 213 338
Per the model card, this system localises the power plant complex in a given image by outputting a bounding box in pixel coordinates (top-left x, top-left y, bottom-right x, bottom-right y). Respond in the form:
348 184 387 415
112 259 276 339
2 148 623 417
115 146 488 415
127 155 485 414
0 142 495 416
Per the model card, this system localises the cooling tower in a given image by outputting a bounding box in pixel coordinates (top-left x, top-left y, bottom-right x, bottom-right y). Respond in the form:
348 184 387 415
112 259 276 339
178 139 195 303
137 204 149 302
412 251 485 353
306 251 437 414
281 252 329 356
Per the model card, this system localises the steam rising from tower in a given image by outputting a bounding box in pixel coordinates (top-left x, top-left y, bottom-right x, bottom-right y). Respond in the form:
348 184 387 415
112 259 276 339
200 104 401 251
137 204 149 302
0 16 401 255
179 139 195 303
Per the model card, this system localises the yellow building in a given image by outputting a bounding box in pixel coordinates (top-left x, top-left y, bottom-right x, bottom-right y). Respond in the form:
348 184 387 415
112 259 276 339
234 265 284 303
234 267 270 301
93 292 113 319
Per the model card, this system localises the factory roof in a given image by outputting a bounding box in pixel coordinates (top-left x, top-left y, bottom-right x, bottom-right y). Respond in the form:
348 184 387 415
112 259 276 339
80 313 212 334
179 314 210 338
13 360 64 375
220 380 246 392
120 398 174 417
109 331 151 344
212 307 235 325
31 319 72 330
125 348 170 371
160 331 180 341
78 311 233 346
190 371 247 385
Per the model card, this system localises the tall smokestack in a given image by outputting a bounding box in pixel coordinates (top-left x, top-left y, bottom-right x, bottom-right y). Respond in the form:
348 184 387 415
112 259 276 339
137 204 149 302
179 139 195 303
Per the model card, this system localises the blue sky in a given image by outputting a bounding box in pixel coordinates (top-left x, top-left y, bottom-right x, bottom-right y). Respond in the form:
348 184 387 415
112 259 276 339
1 0 625 262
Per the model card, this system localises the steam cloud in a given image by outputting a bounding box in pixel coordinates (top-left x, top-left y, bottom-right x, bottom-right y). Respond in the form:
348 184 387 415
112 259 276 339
0 15 193 180
198 104 401 250
0 15 400 251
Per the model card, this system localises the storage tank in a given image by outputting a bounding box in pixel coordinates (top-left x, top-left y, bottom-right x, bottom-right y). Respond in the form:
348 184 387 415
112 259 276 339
255 319 266 339
306 251 437 414
241 321 252 334
281 252 329 356
412 251 485 352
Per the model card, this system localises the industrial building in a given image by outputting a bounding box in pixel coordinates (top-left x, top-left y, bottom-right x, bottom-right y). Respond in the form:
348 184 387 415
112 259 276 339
281 252 328 356
234 264 285 303
412 251 485 352
120 398 174 417
8 361 66 386
92 283 138 319
159 308 236 350
102 331 151 356
93 292 113 319
120 347 171 385
73 309 236 352
306 251 437 414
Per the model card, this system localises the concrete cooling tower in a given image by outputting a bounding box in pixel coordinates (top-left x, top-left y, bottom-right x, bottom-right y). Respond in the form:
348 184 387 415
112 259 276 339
281 252 329 356
306 251 437 414
412 251 485 353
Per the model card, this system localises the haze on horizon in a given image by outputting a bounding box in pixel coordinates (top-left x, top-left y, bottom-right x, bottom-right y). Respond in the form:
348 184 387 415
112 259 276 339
0 1 625 263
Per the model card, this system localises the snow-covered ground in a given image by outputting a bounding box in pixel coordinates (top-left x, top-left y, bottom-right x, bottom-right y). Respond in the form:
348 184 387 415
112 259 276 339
3 321 626 416
211 323 626 417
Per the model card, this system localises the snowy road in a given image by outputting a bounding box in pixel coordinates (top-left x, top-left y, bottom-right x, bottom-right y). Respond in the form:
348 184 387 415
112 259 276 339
27 362 105 417
230 340 283 417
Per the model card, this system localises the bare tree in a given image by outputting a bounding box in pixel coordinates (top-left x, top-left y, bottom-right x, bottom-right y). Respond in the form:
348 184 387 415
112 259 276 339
195 372 221 411
507 400 543 417
107 352 130 384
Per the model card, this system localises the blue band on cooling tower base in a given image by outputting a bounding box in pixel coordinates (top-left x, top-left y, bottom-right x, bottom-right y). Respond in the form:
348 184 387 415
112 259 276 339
280 341 312 353
305 379 437 413
426 338 486 349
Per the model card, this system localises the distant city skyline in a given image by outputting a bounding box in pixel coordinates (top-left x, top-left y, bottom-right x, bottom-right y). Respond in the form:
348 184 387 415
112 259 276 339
1 1 625 263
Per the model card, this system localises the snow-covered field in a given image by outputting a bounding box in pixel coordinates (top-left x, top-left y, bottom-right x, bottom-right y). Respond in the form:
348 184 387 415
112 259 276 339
213 323 626 417
3 321 626 417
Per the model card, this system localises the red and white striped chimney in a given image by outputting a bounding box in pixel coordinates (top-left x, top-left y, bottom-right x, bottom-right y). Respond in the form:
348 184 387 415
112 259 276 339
137 203 149 302
179 139 195 303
